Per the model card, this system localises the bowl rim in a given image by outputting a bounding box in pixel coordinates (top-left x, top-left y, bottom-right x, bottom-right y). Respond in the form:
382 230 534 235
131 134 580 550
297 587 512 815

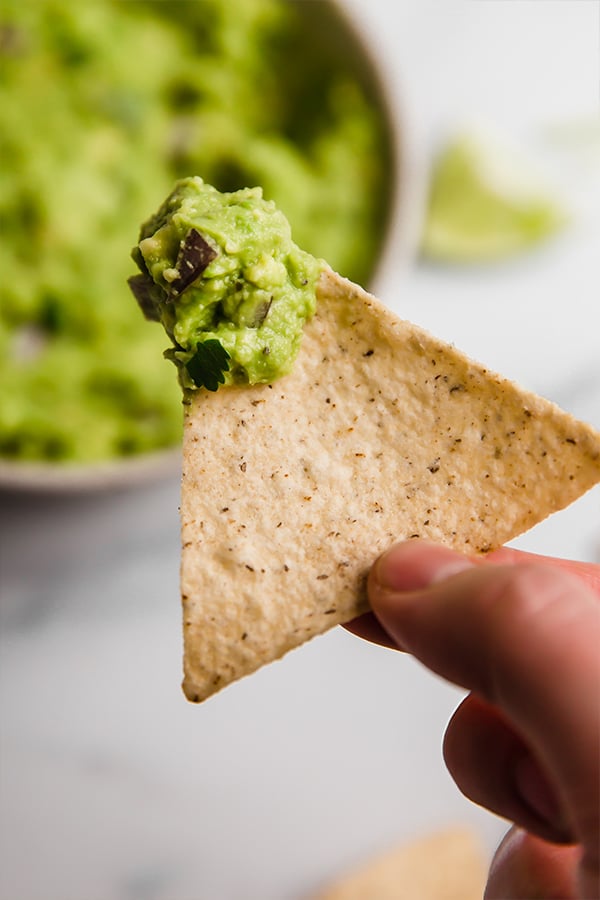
0 447 181 494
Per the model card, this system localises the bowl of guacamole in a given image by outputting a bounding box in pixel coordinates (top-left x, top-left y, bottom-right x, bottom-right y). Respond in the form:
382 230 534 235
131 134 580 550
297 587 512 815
0 0 404 490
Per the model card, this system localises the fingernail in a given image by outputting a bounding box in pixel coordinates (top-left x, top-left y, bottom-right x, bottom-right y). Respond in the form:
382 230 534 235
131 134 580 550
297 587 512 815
373 541 474 594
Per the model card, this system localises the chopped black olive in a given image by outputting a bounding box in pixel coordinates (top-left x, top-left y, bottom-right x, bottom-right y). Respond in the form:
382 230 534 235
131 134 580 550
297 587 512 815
170 228 218 295
250 297 273 328
127 274 162 321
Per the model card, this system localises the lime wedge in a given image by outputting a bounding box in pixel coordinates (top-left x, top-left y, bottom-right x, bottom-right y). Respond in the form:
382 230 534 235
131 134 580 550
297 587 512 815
421 133 567 263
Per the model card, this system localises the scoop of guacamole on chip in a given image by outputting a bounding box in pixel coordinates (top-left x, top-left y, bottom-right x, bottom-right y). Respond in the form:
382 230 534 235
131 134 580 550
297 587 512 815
0 0 388 464
130 178 323 391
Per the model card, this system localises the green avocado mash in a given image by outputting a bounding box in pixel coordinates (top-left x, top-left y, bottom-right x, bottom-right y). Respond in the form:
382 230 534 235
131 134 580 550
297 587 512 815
130 177 322 391
0 0 389 464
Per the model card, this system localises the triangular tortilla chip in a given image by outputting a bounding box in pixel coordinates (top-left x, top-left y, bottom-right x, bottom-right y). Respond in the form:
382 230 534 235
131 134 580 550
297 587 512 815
310 827 487 900
181 267 600 701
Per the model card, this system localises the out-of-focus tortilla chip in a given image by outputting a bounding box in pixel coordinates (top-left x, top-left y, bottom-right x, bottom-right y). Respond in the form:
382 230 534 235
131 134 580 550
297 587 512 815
310 827 488 900
180 267 600 701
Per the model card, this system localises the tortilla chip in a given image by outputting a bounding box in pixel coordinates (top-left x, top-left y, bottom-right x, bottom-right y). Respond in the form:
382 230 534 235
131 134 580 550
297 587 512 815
181 267 600 701
310 827 488 900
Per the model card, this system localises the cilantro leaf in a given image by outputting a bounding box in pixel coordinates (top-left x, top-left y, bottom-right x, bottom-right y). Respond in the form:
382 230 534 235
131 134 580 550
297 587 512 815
185 340 231 391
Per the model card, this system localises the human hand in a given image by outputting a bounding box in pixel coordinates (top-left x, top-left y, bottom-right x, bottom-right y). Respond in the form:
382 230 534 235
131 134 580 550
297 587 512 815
346 540 600 899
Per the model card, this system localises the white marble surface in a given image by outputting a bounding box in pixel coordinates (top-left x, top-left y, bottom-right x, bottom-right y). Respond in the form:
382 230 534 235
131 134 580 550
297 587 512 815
1 3 599 899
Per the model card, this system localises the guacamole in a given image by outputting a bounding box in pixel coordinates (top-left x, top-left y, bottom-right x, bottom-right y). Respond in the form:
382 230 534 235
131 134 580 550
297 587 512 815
0 0 388 464
130 178 322 390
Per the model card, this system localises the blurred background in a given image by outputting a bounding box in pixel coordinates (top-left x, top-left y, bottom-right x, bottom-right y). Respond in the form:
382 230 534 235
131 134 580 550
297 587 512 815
1 1 599 898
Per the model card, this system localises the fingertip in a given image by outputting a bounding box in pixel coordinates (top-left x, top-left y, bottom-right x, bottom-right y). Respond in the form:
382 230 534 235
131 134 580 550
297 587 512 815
342 612 401 650
485 828 580 899
369 539 475 596
366 540 476 652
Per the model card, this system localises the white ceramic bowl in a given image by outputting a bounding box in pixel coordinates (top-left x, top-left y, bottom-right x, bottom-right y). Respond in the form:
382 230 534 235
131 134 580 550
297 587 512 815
0 0 422 494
